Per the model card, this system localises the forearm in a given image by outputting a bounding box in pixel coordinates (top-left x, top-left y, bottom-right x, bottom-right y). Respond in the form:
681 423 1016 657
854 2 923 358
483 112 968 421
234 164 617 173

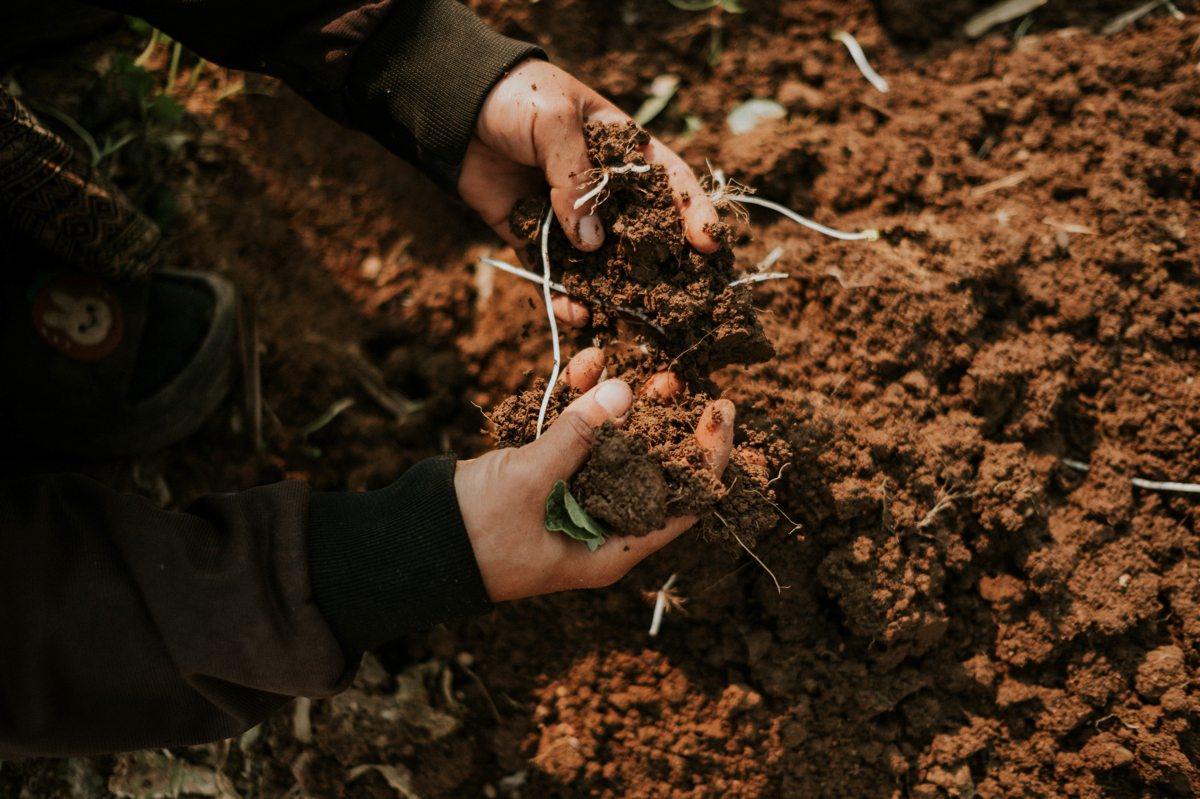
0 455 490 758
88 0 543 190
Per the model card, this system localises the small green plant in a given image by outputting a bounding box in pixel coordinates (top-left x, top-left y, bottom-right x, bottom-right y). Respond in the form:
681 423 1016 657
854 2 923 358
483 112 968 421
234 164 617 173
545 480 608 551
34 20 202 227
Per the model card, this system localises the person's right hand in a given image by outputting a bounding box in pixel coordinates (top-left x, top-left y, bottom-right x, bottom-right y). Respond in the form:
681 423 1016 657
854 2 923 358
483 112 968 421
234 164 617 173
454 348 734 602
459 58 721 330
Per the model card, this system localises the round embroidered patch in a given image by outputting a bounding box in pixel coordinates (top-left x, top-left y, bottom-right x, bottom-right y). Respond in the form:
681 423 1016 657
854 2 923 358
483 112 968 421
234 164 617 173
31 274 124 361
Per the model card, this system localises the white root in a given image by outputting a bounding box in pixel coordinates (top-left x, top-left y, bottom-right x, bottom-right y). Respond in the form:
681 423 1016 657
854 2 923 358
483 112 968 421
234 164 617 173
730 272 790 287
573 171 610 210
478 256 664 333
1061 458 1200 495
738 194 880 241
480 256 568 295
729 526 787 593
536 207 561 439
573 163 653 210
757 245 785 271
707 168 879 241
830 30 890 93
648 573 679 636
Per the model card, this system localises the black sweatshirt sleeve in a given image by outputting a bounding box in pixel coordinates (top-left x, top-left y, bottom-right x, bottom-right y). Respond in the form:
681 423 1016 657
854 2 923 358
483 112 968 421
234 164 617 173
0 454 491 758
92 0 544 191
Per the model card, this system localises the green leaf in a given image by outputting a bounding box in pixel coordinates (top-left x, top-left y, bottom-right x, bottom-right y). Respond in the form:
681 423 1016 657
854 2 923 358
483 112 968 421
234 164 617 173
545 480 608 552
146 93 185 126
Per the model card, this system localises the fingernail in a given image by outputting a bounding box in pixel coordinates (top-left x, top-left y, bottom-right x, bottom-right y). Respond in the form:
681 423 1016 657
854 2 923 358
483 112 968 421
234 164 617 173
578 214 604 249
595 379 632 419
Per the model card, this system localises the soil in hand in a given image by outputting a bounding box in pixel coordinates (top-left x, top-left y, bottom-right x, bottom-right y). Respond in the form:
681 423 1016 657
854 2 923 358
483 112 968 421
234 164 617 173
490 376 778 546
510 121 775 376
497 121 781 545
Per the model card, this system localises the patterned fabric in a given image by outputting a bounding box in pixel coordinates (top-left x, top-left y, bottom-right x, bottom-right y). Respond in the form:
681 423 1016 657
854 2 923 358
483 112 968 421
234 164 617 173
0 85 160 279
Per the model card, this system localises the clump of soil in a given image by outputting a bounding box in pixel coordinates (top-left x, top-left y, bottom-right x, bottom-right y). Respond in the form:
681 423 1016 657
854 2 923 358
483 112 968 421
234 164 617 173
511 121 775 376
496 121 781 544
490 378 776 545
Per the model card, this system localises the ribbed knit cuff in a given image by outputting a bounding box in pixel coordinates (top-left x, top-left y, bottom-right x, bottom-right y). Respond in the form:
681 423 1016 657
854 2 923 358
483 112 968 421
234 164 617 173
343 0 543 193
306 454 492 655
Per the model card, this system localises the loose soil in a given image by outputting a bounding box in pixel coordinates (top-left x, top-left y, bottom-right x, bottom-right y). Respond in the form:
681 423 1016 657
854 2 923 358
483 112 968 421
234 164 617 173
4 2 1199 798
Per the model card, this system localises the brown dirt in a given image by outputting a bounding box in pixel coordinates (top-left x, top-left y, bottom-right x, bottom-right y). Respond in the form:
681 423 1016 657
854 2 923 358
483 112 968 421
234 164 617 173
4 2 1200 798
498 121 776 539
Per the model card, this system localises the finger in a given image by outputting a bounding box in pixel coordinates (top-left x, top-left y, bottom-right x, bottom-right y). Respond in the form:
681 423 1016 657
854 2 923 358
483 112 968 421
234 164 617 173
557 515 695 591
640 371 684 404
541 112 608 252
541 95 627 252
520 378 633 480
561 347 605 392
458 138 545 252
695 399 735 477
551 294 591 328
639 136 721 254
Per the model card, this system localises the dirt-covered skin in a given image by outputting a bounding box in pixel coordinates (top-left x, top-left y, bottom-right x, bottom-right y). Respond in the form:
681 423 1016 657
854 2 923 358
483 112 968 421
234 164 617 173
5 3 1200 799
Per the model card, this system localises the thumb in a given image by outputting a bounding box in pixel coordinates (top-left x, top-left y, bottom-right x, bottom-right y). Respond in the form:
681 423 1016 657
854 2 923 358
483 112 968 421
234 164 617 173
519 379 633 480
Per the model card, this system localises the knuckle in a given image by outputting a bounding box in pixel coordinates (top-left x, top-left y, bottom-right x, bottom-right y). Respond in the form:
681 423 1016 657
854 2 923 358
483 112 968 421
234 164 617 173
559 409 598 449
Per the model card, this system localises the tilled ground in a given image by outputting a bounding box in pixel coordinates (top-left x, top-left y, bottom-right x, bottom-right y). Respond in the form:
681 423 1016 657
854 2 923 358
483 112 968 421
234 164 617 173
3 1 1199 798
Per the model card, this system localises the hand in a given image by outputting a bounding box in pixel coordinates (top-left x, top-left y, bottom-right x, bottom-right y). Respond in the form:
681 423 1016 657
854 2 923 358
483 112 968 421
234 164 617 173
459 58 721 328
455 348 734 602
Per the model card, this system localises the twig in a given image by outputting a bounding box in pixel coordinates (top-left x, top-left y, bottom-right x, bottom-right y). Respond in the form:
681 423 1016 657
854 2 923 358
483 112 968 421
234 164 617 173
830 30 889 93
536 207 561 439
649 573 678 636
1061 458 1200 494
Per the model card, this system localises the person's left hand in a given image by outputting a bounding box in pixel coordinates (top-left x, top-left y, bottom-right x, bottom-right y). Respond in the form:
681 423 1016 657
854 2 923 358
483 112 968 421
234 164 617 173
454 348 734 602
458 58 721 328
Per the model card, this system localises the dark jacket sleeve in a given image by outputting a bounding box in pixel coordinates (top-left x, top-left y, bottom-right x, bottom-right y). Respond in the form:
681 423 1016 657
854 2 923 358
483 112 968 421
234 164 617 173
94 0 544 191
0 454 491 758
